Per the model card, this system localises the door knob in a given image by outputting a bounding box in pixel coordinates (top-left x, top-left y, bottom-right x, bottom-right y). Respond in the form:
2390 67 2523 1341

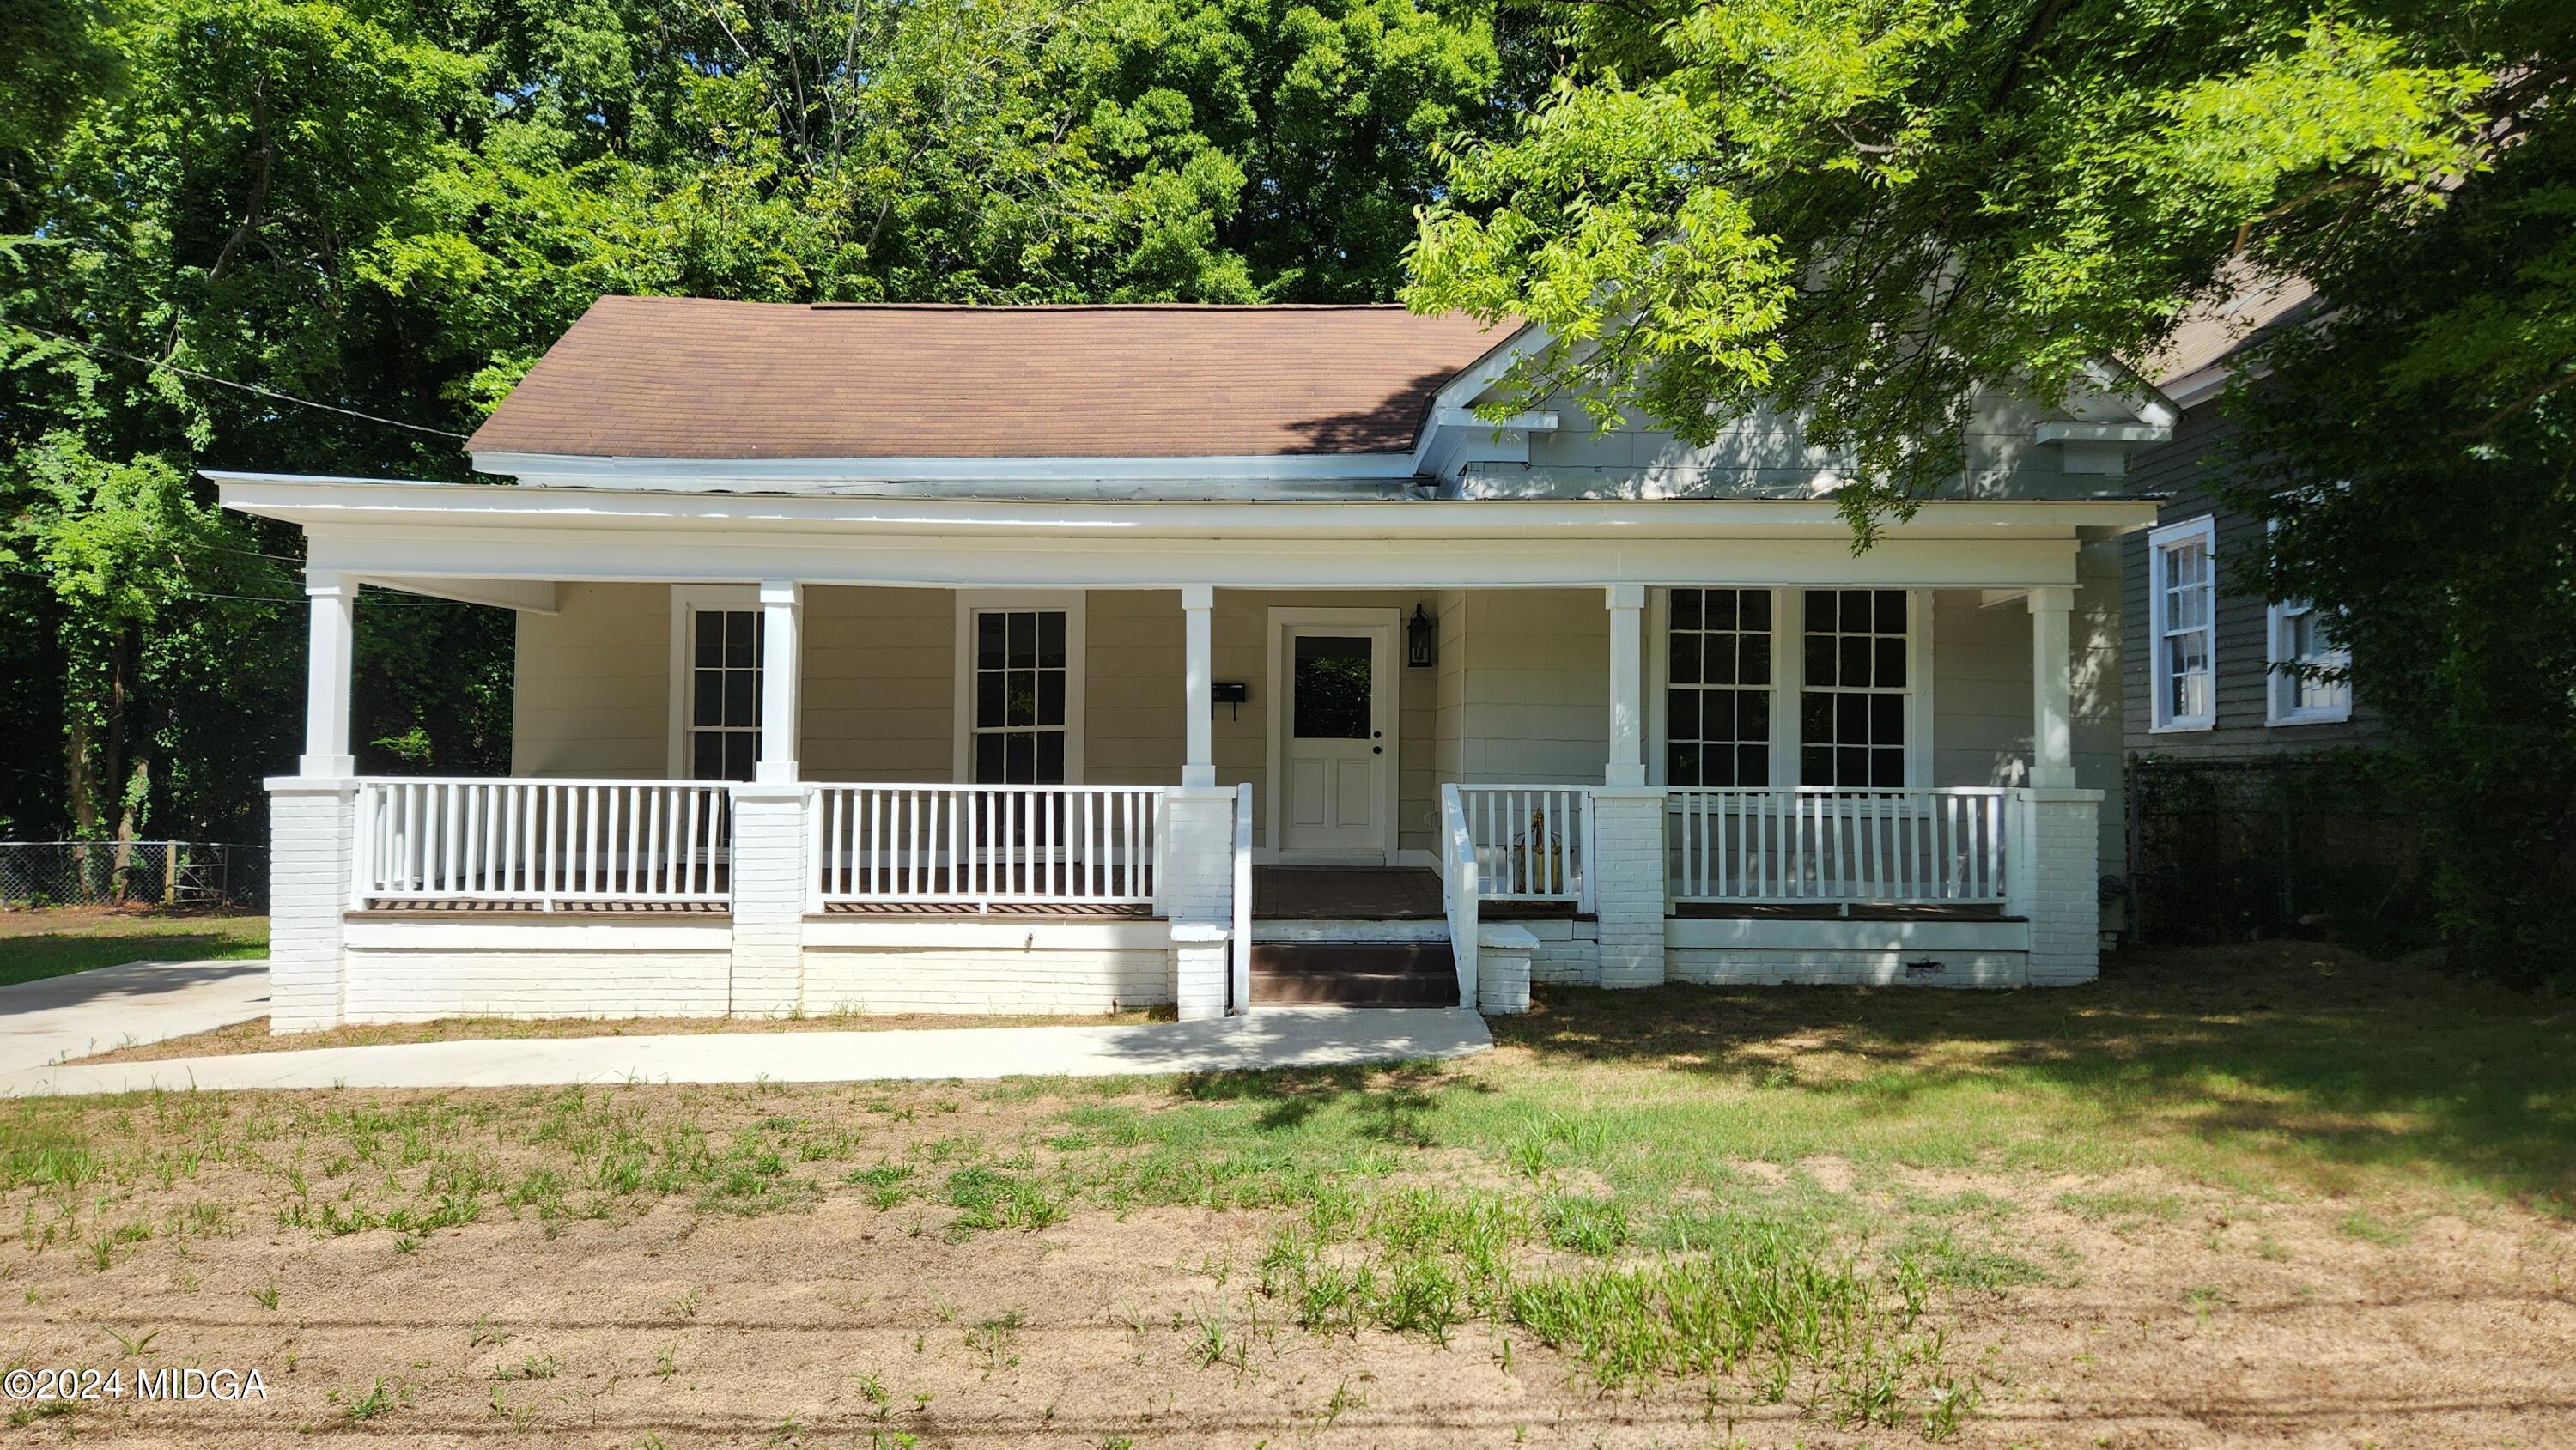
1372 746 1382 755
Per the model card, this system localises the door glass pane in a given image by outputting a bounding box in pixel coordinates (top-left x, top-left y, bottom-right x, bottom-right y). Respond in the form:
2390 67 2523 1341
1291 635 1372 739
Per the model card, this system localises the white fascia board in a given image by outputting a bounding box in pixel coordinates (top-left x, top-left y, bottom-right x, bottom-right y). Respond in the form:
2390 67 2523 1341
470 451 1418 488
1408 322 1556 476
363 575 559 613
2032 422 2172 446
214 475 2153 593
212 472 2157 541
2076 357 2183 431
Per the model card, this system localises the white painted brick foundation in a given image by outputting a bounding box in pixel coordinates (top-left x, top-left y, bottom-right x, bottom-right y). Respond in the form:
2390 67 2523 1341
1171 923 1230 1021
801 947 1172 1016
1519 916 1603 985
2010 787 2103 985
1666 949 2026 987
1589 787 1668 988
265 779 355 1033
727 786 809 1016
1477 925 1534 1013
1155 788 1237 927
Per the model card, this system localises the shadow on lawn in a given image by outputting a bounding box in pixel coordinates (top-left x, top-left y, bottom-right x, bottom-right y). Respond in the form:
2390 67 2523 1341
1492 940 2576 1214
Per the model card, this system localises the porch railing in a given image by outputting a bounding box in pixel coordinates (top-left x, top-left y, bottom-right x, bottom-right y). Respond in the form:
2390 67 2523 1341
1439 785 1480 1005
1668 786 2008 905
352 778 732 909
1455 785 1592 907
808 783 1163 909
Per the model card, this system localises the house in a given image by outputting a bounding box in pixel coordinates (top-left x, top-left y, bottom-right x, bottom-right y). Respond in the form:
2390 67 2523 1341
2122 279 2376 754
215 297 2173 1032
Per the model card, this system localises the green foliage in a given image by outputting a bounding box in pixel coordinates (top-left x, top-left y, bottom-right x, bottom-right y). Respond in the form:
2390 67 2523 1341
1406 0 2569 538
1 0 1509 840
2224 118 2576 990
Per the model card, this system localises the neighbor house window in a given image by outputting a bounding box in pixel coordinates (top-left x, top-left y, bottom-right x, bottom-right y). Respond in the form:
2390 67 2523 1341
666 588 766 782
954 592 1085 785
1664 587 1771 786
2148 516 2216 731
1799 589 1910 787
2267 598 2351 725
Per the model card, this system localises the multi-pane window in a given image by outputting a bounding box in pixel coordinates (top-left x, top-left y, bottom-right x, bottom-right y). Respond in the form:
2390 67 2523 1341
687 609 763 781
1798 589 1908 787
2150 519 2215 730
1664 588 1771 786
970 609 1069 784
2268 598 2351 724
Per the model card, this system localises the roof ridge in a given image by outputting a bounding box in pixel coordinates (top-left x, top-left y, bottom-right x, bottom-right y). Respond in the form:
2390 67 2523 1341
592 295 1418 313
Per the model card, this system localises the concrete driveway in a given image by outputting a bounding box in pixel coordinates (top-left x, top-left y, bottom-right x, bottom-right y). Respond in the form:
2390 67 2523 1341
0 958 270 1077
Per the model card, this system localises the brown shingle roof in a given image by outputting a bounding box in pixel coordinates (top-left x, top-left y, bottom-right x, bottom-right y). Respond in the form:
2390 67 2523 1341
466 297 1514 461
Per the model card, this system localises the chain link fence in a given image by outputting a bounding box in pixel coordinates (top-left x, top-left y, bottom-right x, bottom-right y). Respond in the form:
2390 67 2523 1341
2125 755 2433 951
0 841 267 910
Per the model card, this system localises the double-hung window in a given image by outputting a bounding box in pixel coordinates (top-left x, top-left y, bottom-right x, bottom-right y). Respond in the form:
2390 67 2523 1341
1798 589 1910 787
1664 587 1772 786
2148 517 2216 731
677 598 763 781
2267 598 2351 725
958 596 1083 784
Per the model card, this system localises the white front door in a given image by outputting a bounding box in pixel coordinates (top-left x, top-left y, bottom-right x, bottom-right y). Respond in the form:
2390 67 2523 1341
1279 622 1394 858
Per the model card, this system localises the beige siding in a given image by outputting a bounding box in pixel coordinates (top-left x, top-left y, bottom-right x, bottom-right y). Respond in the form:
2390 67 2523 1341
804 586 951 780
512 584 670 777
1439 590 1610 783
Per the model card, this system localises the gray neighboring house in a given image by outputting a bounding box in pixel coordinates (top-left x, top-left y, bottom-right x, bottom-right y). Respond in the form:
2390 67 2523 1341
2120 280 2378 758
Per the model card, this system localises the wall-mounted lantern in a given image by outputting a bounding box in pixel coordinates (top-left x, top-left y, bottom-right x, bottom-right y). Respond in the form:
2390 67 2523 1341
1406 604 1438 669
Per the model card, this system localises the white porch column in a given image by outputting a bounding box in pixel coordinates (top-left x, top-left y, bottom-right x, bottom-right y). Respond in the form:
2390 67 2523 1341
300 569 355 777
1605 583 1646 787
731 579 807 1016
755 579 802 785
271 565 358 1032
2027 585 2075 789
1181 584 1214 788
2009 585 2099 982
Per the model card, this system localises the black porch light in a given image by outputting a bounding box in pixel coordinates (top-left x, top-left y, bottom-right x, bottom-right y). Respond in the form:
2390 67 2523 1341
1406 603 1439 668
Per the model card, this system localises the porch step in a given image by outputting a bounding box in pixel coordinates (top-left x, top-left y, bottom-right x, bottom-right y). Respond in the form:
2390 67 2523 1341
1250 942 1459 1007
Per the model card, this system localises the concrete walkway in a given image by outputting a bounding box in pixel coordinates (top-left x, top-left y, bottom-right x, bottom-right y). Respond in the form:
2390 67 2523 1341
0 1004 1492 1098
0 957 271 1077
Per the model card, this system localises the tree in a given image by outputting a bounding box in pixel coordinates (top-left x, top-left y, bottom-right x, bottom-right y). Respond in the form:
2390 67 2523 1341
0 0 1515 848
2226 118 2576 989
1405 0 2573 537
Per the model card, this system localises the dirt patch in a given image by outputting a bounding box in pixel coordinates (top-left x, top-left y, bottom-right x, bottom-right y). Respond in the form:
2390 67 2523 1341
75 1006 1175 1064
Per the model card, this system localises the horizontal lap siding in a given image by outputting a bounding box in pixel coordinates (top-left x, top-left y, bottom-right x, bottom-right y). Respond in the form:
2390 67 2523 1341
2119 405 2379 757
513 584 670 776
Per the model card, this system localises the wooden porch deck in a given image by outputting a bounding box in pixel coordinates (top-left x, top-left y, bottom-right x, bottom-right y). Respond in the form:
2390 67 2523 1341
361 868 2006 921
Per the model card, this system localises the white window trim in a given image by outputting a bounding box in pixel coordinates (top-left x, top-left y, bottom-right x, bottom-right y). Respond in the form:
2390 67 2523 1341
1646 587 1931 790
667 585 761 779
2148 515 2217 733
2265 597 2353 726
951 590 1086 784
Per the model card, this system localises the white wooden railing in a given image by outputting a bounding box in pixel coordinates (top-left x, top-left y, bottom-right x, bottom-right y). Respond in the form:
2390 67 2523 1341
1439 784 1479 1005
1455 785 1593 907
1668 787 2008 904
352 778 732 908
808 783 1163 909
1231 781 1254 1014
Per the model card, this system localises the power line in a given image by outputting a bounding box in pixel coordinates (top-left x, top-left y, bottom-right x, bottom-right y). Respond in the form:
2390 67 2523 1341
2 321 473 441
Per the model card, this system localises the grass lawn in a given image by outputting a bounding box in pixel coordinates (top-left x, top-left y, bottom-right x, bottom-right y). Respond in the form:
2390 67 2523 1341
0 940 2567 1446
0 907 267 989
